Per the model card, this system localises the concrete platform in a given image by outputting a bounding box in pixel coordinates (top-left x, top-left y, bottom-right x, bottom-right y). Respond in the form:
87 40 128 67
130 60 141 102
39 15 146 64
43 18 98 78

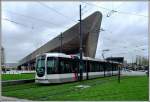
1 96 30 101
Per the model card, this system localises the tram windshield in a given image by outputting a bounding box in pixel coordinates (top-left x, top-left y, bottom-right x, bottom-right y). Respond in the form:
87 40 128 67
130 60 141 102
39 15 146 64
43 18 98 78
36 55 45 77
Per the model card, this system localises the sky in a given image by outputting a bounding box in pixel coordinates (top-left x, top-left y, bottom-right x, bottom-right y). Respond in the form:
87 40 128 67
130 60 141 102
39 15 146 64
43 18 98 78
2 1 148 63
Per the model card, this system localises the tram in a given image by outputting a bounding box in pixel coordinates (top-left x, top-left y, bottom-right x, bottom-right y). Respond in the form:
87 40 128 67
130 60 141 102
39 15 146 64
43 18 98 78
35 53 121 84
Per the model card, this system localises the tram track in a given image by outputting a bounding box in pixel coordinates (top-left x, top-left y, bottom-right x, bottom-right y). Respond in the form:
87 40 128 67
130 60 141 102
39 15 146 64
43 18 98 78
3 76 131 94
2 76 107 92
34 76 118 98
29 77 119 99
36 76 134 98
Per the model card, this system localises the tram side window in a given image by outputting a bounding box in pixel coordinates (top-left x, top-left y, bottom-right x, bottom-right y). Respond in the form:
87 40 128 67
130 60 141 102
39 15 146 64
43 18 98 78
111 64 115 71
112 64 115 71
95 62 100 72
64 63 69 73
89 62 99 72
47 57 58 74
107 63 112 71
116 65 118 71
60 61 65 73
113 64 116 71
89 62 94 72
83 62 86 72
110 64 113 71
71 60 78 72
99 63 104 71
65 62 72 73
116 65 119 71
104 63 108 71
89 62 91 72
109 63 113 71
112 64 116 71
60 59 72 73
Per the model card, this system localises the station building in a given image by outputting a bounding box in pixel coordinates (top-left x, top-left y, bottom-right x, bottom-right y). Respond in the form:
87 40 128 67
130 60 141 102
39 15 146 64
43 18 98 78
18 11 102 70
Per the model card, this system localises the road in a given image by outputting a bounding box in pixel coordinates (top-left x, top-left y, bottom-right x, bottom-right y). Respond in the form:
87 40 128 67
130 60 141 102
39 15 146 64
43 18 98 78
121 70 146 76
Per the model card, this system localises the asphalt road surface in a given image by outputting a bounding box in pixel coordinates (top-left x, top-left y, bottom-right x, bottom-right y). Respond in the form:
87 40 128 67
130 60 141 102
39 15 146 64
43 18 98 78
121 70 146 76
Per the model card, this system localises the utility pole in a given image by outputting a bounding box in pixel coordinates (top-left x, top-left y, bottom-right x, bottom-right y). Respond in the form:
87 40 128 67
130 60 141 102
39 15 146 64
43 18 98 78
118 65 120 83
79 4 83 81
132 55 134 70
59 32 63 53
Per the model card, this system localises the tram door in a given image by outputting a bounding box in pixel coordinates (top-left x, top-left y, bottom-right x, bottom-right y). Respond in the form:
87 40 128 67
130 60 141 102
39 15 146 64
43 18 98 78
72 60 86 81
76 60 84 81
78 61 84 81
86 61 89 80
106 63 112 76
72 60 79 81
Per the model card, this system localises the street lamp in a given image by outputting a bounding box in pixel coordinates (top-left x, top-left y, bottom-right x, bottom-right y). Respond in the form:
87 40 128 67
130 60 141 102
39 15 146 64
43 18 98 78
102 49 110 60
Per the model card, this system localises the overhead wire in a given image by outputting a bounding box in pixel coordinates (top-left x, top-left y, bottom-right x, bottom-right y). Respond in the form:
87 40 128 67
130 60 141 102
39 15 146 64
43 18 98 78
84 1 148 57
3 3 89 53
2 18 59 35
82 2 148 18
38 2 69 19
37 1 78 23
98 35 148 52
4 2 148 57
36 1 80 34
4 2 90 33
4 9 75 35
2 18 32 28
80 2 89 15
3 3 86 53
5 9 60 27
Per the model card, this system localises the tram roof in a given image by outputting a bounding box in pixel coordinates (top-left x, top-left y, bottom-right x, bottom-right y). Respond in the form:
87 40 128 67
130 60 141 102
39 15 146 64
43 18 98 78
37 53 121 64
36 53 71 58
83 57 121 64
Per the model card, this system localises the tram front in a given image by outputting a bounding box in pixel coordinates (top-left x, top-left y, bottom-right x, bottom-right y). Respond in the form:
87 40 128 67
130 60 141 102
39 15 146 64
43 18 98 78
35 54 47 83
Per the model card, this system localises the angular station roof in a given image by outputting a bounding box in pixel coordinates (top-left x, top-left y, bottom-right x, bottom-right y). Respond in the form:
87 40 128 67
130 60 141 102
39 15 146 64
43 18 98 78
18 11 102 66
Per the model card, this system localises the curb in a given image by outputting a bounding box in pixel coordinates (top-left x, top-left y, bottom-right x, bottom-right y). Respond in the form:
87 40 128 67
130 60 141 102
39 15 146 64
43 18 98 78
2 79 35 86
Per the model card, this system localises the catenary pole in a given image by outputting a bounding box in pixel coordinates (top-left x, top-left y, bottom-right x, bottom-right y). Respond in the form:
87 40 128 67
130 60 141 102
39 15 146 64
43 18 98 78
59 32 63 53
79 4 83 81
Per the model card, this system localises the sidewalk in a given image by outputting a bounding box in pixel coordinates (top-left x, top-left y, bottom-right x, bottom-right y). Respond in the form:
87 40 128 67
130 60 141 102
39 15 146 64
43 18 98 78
1 96 30 101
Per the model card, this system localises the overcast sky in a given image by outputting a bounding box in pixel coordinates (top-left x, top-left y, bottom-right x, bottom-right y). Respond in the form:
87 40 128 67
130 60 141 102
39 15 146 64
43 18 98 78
2 1 148 63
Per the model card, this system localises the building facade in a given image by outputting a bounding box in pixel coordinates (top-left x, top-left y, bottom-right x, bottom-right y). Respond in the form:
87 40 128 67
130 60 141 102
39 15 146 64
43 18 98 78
18 11 103 70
